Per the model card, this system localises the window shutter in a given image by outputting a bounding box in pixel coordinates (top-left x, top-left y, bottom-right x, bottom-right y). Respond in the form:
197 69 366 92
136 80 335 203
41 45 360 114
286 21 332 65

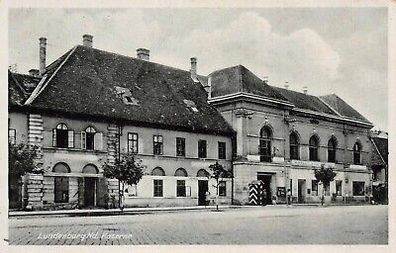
52 129 57 147
81 132 86 149
94 132 103 150
68 130 74 148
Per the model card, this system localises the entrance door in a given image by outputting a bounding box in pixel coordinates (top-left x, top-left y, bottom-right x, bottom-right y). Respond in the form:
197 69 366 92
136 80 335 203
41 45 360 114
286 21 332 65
198 180 208 206
257 174 272 205
298 179 306 203
84 177 96 207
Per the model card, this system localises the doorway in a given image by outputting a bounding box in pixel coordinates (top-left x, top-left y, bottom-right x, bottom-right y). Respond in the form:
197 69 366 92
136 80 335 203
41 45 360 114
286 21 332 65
198 180 208 206
298 179 306 203
257 174 272 205
84 177 96 207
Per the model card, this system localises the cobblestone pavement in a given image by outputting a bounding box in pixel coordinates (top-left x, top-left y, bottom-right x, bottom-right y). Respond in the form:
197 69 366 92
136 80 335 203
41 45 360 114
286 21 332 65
8 205 387 245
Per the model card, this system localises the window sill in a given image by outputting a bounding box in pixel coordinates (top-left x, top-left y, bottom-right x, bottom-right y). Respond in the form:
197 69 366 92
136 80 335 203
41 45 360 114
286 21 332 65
43 146 107 154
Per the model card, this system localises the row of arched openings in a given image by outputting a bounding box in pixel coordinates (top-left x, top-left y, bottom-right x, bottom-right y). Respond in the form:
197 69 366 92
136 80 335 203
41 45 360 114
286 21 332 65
259 126 362 164
151 167 209 177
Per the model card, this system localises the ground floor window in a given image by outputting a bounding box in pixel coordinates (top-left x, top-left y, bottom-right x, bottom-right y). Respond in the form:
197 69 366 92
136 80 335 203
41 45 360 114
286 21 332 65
353 181 365 196
336 180 342 196
311 180 318 196
54 177 69 203
153 179 163 197
176 180 186 197
324 183 330 196
125 184 137 197
219 181 226 196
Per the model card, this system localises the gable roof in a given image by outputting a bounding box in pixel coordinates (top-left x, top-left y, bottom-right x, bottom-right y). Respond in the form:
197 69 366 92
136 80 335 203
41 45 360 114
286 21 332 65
209 65 289 102
8 71 40 107
371 136 388 166
319 94 372 125
26 45 234 136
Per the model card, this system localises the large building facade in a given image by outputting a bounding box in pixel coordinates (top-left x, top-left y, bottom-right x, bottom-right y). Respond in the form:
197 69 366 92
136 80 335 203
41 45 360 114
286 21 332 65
9 35 375 210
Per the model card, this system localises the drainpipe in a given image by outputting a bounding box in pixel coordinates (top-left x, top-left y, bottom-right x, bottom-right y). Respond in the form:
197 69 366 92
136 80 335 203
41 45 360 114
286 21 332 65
231 130 237 205
117 124 123 210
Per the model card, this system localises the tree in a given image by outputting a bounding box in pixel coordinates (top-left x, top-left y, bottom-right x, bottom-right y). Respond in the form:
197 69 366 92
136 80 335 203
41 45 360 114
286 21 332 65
9 143 42 209
208 162 232 211
314 166 337 206
102 153 145 210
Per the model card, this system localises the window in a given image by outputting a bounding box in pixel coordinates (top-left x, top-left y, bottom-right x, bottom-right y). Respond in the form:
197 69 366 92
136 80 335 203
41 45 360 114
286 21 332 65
85 126 96 150
311 180 318 196
128 133 138 153
176 137 185 156
53 163 70 203
153 179 163 197
197 169 209 178
198 140 207 158
309 135 319 161
176 180 186 197
218 142 226 159
53 123 73 148
175 168 188 177
353 142 361 165
328 137 337 163
259 126 272 162
353 181 365 196
324 182 330 196
125 184 137 197
336 180 342 196
153 135 163 155
289 132 299 160
151 167 165 176
219 181 226 196
8 128 16 144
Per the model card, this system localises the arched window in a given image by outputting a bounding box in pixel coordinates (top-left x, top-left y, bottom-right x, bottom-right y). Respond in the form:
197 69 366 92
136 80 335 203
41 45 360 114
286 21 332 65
328 137 337 163
353 142 362 165
309 135 320 161
259 126 272 162
53 123 72 148
82 126 96 150
82 164 98 174
196 169 209 178
175 168 188 177
53 162 70 203
289 132 299 160
151 167 165 176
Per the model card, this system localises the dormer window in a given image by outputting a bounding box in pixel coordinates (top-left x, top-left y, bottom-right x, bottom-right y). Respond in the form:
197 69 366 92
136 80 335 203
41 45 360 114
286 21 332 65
114 86 139 105
183 99 199 112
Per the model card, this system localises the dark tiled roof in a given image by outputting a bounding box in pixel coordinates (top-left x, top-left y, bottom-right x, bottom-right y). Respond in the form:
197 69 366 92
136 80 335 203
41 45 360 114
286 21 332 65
28 45 234 136
272 87 337 115
320 94 371 124
8 71 40 106
209 65 289 102
371 137 388 165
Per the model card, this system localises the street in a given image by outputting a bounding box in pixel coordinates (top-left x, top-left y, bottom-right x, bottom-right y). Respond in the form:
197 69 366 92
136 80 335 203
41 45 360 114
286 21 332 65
8 205 387 245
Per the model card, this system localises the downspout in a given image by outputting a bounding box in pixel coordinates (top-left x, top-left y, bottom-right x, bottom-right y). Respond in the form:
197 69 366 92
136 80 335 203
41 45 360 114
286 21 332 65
231 130 237 205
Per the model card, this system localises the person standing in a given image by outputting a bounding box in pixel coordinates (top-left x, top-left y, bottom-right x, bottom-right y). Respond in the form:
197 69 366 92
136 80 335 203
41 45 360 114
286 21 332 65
287 189 292 207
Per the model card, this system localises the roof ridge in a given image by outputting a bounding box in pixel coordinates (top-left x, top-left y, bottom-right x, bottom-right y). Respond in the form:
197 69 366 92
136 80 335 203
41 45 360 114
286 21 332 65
317 96 342 117
25 45 78 105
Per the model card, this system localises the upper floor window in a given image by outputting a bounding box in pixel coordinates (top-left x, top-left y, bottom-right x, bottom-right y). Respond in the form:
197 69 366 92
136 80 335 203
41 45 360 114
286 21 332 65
128 133 138 154
309 135 319 161
8 128 16 145
198 140 207 158
353 142 362 165
328 137 337 163
259 126 272 162
289 132 299 160
81 126 103 151
176 137 186 157
53 123 74 148
153 135 163 155
218 142 226 159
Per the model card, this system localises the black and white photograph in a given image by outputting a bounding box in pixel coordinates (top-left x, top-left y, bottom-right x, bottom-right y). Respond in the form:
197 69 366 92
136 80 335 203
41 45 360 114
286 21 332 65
3 0 392 249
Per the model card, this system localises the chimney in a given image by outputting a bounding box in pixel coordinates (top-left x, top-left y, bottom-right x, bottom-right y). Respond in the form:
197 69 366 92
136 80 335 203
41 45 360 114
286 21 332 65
190 57 197 81
263 76 268 84
29 69 40 77
136 48 150 61
83 34 93 48
303 86 308 94
284 81 289 90
39 37 47 75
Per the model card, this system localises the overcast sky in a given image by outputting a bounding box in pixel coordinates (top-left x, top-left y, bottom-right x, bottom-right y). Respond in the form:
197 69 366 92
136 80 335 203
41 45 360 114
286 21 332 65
9 8 388 131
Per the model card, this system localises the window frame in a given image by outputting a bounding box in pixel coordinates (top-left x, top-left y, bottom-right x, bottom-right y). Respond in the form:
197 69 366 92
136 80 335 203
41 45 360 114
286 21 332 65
335 180 342 196
353 142 362 165
311 180 318 196
176 137 186 157
218 181 227 196
8 128 16 145
198 139 207 158
289 132 299 160
128 132 139 154
309 135 319 161
327 137 337 163
352 181 365 196
153 135 163 155
153 179 163 197
259 126 272 162
176 180 186 197
218 141 226 160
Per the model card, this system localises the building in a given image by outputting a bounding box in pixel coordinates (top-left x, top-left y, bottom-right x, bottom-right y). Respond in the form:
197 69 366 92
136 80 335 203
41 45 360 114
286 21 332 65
8 35 234 210
369 131 388 203
208 65 374 204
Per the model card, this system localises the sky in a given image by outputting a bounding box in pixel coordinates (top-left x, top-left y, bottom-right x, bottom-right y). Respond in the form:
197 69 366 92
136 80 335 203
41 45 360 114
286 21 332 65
8 8 388 131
